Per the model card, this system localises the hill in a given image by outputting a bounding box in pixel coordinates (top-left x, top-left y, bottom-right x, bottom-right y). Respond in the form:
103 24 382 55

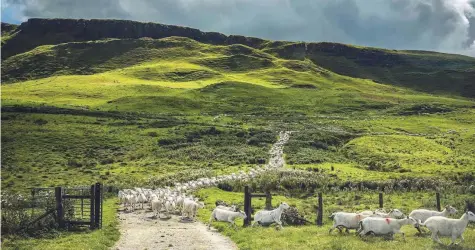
2 18 475 97
1 18 475 193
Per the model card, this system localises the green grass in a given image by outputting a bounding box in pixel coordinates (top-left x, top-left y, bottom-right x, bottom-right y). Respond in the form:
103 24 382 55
195 188 475 250
2 18 475 249
1 198 120 250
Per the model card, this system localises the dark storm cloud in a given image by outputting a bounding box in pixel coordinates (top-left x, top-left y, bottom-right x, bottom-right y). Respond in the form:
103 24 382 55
2 0 475 56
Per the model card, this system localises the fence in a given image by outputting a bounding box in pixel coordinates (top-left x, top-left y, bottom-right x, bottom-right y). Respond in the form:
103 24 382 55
242 186 446 227
243 186 272 226
15 183 103 233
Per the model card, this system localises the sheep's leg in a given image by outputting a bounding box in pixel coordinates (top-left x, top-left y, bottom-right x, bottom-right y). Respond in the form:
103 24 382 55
432 231 443 245
415 224 423 234
359 230 367 238
208 217 213 229
329 224 336 233
398 231 405 242
345 228 350 234
449 234 458 246
276 221 283 230
460 235 464 244
252 221 262 227
227 218 237 229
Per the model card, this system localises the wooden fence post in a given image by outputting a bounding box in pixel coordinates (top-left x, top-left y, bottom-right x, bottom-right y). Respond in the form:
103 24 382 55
55 187 64 228
265 191 272 210
436 192 441 212
243 186 251 227
90 184 95 229
379 192 383 209
316 193 323 226
94 183 102 229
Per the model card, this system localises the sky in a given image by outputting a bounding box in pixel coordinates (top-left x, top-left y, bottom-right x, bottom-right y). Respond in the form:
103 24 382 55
2 0 475 56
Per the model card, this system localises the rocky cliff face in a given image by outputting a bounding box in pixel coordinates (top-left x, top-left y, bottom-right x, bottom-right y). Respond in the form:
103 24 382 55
1 22 18 34
2 18 268 59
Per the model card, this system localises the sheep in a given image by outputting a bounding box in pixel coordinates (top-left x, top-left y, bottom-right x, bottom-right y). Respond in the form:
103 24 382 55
208 208 247 229
165 200 176 215
137 192 147 209
329 212 371 234
252 202 290 229
182 199 205 220
419 211 475 246
371 209 405 219
358 216 417 241
409 205 457 233
126 194 138 211
216 205 238 212
359 210 375 216
151 198 163 218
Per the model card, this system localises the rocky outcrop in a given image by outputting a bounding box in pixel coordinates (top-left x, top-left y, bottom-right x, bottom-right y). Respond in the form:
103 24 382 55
2 18 267 59
1 22 18 35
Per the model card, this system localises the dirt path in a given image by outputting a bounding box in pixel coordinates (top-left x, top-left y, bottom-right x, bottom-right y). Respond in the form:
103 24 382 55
113 209 237 250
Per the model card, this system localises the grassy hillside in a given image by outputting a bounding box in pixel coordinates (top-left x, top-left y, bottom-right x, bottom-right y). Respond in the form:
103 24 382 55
2 18 475 97
2 17 475 250
1 30 474 192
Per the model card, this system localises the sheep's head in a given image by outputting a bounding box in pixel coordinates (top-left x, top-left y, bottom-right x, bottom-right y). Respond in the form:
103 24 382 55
240 211 247 219
406 216 418 225
445 205 457 214
198 202 205 208
280 202 290 210
389 209 405 218
467 211 475 222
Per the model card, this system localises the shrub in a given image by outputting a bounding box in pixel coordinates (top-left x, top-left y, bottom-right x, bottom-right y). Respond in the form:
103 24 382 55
281 206 310 226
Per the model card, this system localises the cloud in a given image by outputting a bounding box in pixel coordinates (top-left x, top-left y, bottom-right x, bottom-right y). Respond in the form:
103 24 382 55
2 0 475 56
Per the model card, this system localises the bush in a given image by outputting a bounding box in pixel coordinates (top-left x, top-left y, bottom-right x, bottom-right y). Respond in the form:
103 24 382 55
1 191 58 237
281 206 310 226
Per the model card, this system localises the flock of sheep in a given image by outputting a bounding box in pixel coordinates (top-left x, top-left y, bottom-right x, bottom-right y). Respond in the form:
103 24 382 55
116 130 474 246
117 132 292 224
330 205 475 245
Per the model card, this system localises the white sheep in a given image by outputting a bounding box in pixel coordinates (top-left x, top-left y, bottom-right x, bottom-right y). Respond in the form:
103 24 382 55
151 198 163 218
252 202 290 229
208 208 247 229
359 210 375 216
216 205 238 212
420 211 475 246
329 212 371 233
165 200 176 215
371 209 405 218
409 205 457 233
182 199 205 219
358 216 417 241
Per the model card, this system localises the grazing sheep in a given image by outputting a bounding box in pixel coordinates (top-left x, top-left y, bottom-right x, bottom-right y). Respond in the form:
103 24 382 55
329 212 371 233
252 202 290 229
208 208 247 229
358 216 417 241
420 211 475 246
409 205 457 233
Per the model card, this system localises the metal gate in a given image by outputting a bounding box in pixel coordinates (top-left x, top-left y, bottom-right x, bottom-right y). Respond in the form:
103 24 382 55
55 183 103 229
